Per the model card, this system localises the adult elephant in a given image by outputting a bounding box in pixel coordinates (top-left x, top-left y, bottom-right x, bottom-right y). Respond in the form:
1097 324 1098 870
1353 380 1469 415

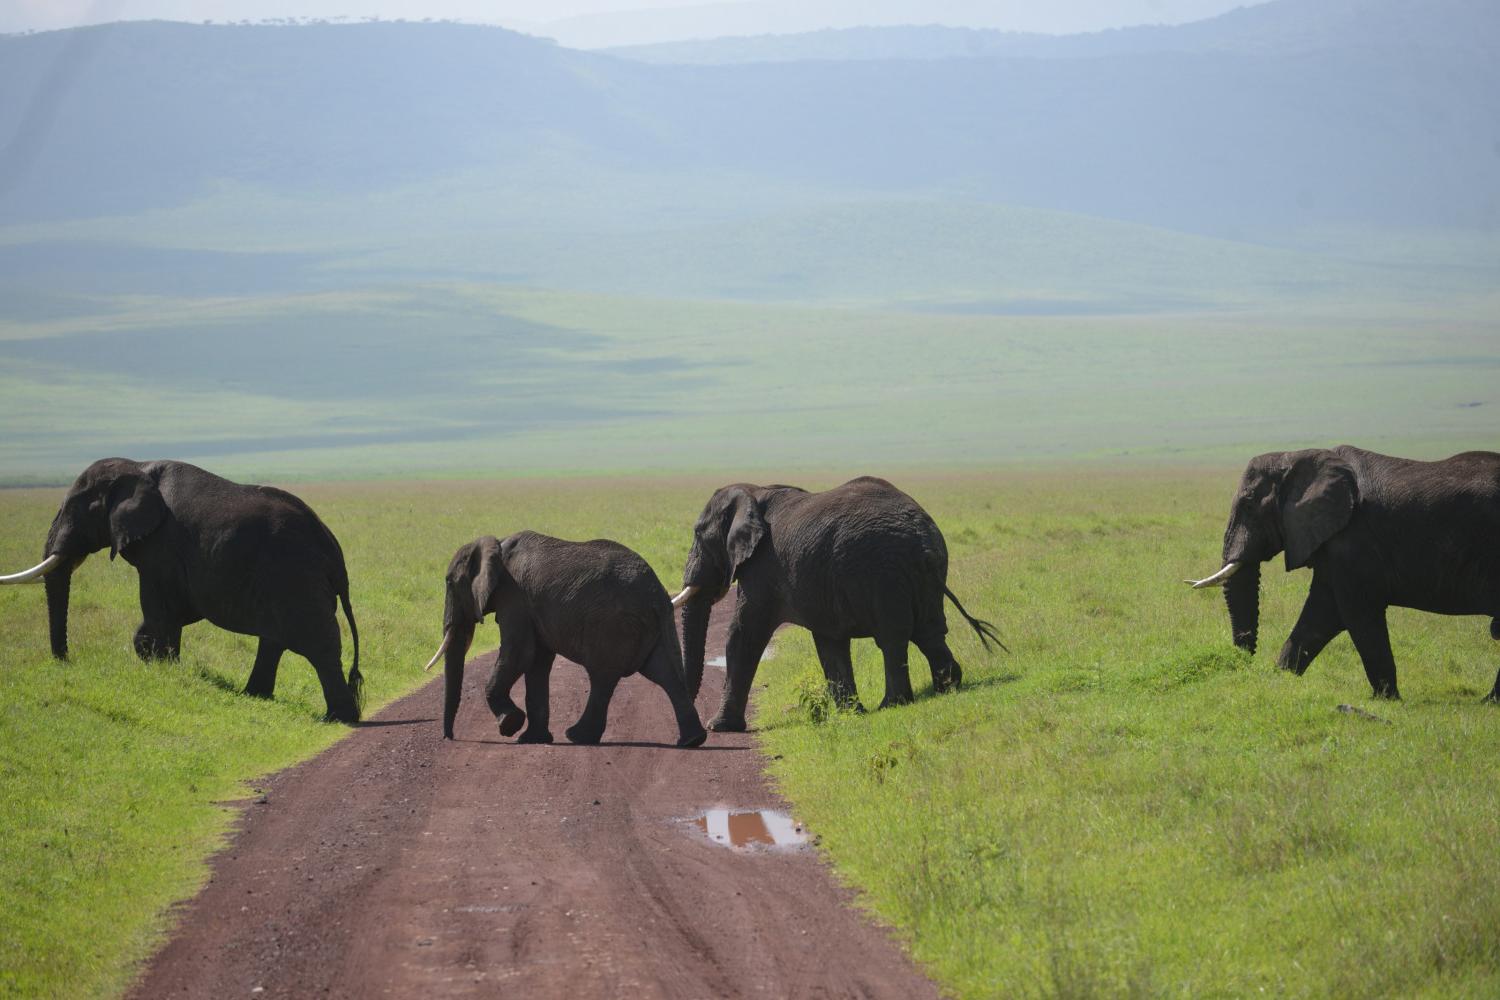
672 476 1001 732
1 458 363 722
423 532 706 747
1186 446 1500 701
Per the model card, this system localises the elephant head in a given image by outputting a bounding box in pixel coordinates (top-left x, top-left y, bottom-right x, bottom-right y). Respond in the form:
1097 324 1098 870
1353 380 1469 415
1187 449 1357 654
672 485 768 699
424 536 523 739
1 458 166 659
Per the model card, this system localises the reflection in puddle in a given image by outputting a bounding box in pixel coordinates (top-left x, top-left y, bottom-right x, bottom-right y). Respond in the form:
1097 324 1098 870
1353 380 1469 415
694 809 808 848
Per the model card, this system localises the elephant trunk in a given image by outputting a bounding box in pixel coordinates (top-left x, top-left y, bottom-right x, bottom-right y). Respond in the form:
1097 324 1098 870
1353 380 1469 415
680 592 712 701
441 621 475 740
44 562 73 659
1224 560 1261 655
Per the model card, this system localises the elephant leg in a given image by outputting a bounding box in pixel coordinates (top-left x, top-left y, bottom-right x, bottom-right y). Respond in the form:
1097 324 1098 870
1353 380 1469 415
133 577 181 661
133 621 182 662
245 638 285 699
915 632 962 693
811 631 862 711
1486 619 1500 703
875 634 915 709
1276 577 1343 675
708 599 777 733
566 672 621 746
485 645 528 738
638 645 708 748
1342 605 1399 699
293 623 357 724
517 648 556 744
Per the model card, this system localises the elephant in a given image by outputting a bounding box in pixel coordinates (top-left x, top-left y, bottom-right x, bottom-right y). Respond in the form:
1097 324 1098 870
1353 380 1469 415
1186 446 1500 701
672 476 1002 732
0 458 363 721
423 532 707 747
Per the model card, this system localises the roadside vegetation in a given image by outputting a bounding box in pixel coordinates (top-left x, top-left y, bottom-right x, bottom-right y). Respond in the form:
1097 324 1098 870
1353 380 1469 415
756 471 1500 998
4 469 1498 998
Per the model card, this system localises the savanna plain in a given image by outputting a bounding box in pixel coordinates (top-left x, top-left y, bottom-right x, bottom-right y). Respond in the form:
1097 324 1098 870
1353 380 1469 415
3 469 1498 999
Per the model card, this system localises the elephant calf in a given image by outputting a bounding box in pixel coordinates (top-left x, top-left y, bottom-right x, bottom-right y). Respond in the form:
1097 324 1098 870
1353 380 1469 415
0 458 363 722
425 532 707 747
1188 445 1500 701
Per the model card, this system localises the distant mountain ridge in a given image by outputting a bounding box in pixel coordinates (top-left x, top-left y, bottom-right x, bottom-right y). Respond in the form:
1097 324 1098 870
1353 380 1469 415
1 0 1496 234
608 0 1498 63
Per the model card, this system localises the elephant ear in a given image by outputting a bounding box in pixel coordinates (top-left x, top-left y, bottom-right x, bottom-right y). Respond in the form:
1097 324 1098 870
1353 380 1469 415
1279 453 1357 571
726 490 767 581
106 475 166 560
469 536 506 623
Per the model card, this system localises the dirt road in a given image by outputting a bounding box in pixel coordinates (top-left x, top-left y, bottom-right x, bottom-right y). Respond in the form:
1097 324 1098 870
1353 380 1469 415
130 604 939 998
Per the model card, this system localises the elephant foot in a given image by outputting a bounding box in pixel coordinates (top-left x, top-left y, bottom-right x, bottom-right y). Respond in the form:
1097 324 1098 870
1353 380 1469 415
516 728 554 744
565 723 604 745
707 712 747 733
933 663 962 692
497 710 526 737
677 725 708 748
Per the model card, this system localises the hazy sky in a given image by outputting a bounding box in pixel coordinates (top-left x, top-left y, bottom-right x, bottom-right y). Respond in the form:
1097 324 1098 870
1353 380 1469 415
0 0 1271 46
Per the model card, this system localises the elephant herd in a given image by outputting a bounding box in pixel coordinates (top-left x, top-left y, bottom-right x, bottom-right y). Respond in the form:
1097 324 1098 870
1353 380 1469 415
4 447 1500 743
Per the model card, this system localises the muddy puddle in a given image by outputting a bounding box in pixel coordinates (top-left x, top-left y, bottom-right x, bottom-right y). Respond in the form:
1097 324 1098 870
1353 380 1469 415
693 809 809 849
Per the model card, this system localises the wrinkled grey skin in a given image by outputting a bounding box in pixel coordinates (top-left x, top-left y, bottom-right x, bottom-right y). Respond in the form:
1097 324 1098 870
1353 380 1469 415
1211 445 1500 701
35 458 361 722
440 532 706 747
679 476 1000 732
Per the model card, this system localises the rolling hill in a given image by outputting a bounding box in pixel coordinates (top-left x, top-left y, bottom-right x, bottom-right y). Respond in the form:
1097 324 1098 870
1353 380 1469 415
2 0 1497 234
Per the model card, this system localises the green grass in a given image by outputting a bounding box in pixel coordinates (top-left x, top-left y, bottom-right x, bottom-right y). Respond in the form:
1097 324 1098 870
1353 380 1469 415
0 476 718 998
6 469 1499 998
1 282 1496 484
753 470 1500 998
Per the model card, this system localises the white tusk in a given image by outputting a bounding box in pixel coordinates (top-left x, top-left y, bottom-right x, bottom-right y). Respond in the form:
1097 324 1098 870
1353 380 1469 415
422 630 451 672
1185 562 1241 589
670 585 700 608
0 553 63 585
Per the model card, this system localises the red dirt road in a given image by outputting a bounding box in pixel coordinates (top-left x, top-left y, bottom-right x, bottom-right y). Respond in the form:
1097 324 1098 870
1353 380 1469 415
129 604 940 998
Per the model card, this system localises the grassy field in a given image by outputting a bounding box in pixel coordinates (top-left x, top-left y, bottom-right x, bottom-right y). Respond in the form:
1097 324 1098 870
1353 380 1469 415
3 180 1498 486
1 282 1496 483
4 469 1499 997
754 471 1500 999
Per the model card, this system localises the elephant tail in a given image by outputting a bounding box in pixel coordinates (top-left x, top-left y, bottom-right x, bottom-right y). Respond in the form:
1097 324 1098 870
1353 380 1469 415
944 586 1008 653
340 586 364 720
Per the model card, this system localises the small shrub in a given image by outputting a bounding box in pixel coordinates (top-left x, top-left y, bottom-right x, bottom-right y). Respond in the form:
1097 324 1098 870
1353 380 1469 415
793 675 834 725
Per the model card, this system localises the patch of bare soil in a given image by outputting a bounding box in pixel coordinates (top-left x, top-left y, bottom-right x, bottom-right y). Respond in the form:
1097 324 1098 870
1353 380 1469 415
129 602 939 998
